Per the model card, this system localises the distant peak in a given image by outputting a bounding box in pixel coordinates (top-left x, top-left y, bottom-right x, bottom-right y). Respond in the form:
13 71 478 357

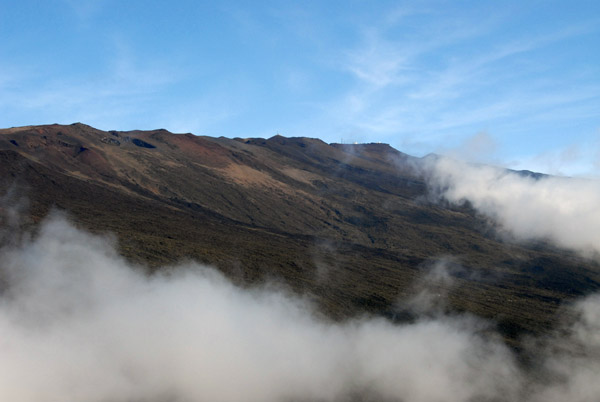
267 135 327 146
69 122 102 133
421 153 440 160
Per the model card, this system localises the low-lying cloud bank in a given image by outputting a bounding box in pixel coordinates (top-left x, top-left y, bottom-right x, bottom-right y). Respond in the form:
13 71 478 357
2 214 600 401
425 156 600 257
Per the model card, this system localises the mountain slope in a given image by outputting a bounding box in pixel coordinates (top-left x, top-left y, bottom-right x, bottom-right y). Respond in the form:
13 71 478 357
1 123 599 347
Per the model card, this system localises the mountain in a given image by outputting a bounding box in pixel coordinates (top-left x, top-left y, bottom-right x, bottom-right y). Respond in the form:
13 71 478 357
1 123 599 348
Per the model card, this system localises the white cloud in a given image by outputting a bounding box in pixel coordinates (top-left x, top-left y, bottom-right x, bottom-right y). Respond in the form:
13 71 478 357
3 204 600 400
425 156 600 256
0 213 521 402
528 293 600 402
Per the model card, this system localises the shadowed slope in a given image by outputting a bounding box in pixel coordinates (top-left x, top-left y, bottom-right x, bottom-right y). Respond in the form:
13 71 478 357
1 123 599 347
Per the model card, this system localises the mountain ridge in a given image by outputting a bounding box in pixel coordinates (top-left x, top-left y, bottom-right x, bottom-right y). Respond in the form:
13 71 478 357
1 123 598 348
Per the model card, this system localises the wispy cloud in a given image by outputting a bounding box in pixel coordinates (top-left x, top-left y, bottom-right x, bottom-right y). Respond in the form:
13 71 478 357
62 0 108 22
342 31 412 90
0 38 181 129
322 6 600 170
509 137 600 178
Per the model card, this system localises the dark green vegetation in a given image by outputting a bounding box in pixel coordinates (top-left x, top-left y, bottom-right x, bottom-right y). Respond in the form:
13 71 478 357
1 123 599 349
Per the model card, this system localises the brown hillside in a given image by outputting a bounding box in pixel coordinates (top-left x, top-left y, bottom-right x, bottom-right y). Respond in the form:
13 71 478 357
1 122 599 349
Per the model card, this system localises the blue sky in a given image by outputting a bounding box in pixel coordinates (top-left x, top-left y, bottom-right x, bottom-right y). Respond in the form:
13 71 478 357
1 0 599 175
